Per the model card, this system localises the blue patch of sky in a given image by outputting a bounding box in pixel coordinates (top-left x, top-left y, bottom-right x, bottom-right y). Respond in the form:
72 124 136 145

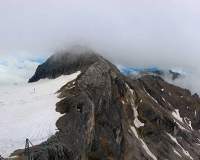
0 60 8 66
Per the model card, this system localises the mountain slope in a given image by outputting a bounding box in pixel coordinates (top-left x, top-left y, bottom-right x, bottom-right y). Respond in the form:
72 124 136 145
0 72 80 157
10 52 200 160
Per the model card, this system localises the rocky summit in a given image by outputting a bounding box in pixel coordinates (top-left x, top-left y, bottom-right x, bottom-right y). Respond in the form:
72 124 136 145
11 52 200 160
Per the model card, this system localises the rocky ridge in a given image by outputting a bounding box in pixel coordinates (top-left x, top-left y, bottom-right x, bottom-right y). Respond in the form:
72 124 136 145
11 52 200 160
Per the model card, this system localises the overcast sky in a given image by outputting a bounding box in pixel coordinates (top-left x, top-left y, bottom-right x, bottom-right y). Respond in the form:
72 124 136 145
0 0 200 91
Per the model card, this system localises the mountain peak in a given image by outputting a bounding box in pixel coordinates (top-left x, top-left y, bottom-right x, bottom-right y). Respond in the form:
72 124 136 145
9 53 200 160
28 51 101 83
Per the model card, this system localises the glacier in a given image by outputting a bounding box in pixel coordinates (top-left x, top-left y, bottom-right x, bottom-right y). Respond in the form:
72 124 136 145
0 71 80 157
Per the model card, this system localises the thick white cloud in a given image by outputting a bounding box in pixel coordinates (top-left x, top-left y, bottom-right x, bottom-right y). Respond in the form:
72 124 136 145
0 0 200 92
0 54 40 85
0 1 200 61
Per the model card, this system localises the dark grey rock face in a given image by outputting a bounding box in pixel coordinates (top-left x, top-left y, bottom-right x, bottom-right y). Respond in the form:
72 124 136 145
28 51 101 82
11 53 200 160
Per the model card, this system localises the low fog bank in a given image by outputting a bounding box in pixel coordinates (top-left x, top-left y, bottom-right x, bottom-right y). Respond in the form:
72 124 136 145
1 46 200 95
0 54 41 85
167 72 200 95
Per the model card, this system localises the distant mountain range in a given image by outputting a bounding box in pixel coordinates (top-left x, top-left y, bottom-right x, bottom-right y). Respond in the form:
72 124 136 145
117 65 184 80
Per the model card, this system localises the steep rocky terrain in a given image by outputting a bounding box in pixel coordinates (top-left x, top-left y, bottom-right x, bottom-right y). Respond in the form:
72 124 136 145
10 52 200 160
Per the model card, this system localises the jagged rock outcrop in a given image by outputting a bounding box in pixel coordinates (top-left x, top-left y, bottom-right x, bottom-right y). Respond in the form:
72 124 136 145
12 52 200 160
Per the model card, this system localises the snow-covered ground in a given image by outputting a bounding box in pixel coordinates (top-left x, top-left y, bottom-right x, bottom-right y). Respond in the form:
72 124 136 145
0 71 81 157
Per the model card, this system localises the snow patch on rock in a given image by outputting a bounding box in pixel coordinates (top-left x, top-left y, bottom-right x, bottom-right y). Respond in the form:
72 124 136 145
133 107 144 128
184 117 193 130
173 148 182 158
172 109 183 123
143 87 158 104
131 126 157 160
167 133 193 160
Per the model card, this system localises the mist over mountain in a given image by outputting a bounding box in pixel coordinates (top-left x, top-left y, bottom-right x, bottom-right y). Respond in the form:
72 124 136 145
1 0 200 159
0 0 200 91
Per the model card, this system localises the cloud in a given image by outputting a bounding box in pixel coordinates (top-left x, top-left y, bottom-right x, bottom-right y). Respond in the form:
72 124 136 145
0 54 40 85
0 0 200 93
